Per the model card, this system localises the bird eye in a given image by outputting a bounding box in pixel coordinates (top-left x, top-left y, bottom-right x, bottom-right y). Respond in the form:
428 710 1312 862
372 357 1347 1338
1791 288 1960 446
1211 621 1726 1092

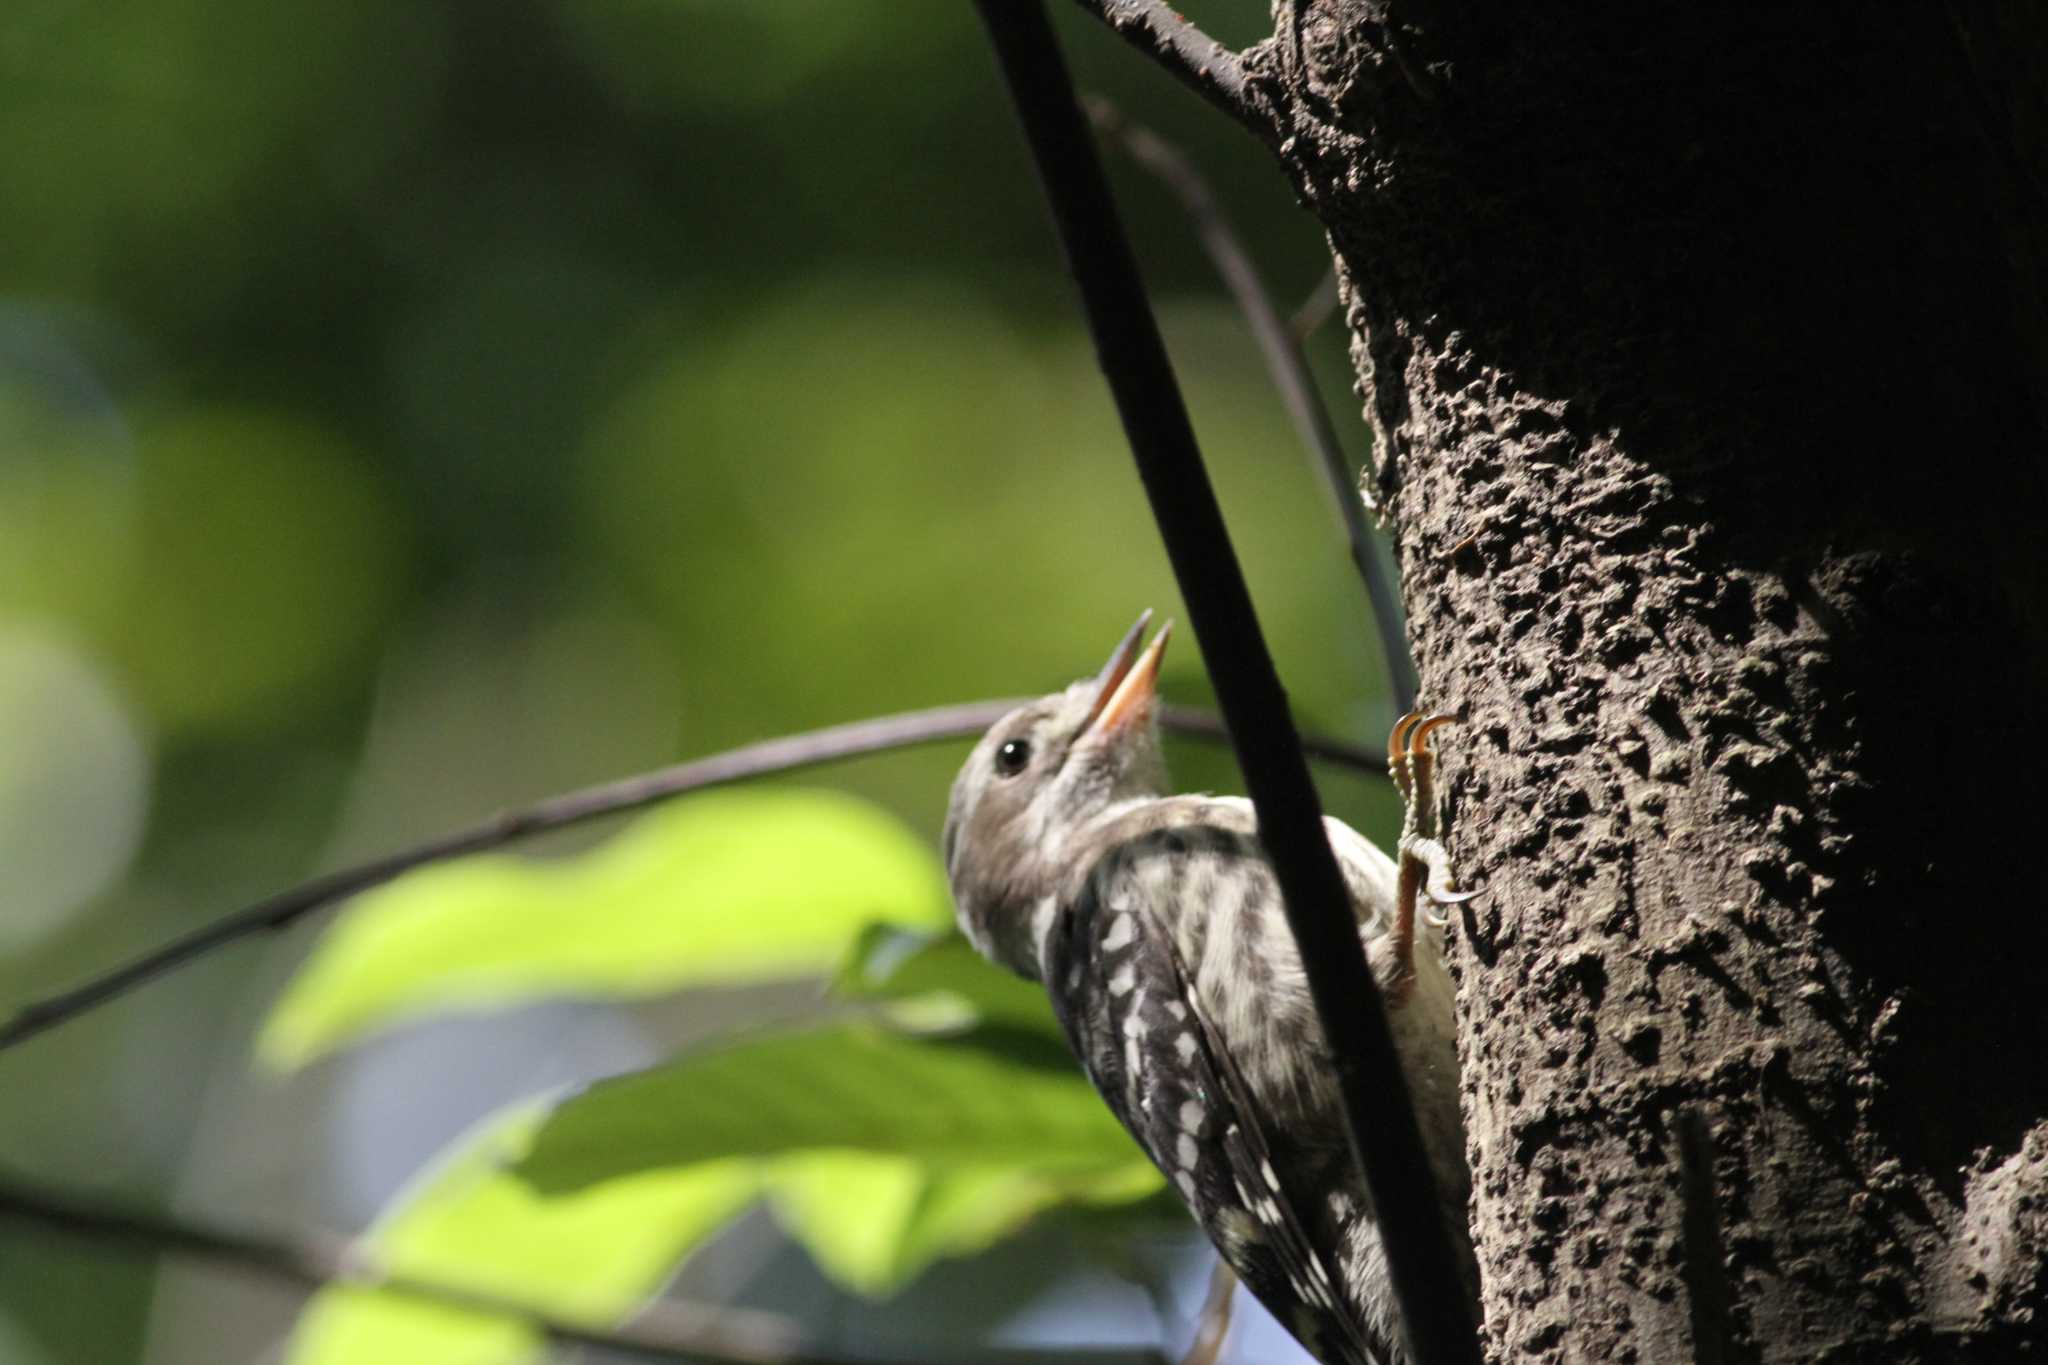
995 738 1032 777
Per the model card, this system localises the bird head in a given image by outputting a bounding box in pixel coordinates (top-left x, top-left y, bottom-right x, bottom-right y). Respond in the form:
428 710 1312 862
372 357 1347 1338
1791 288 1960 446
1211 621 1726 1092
943 613 1174 979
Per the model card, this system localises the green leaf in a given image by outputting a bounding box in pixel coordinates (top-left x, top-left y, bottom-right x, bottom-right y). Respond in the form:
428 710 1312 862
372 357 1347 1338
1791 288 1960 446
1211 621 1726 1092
285 1102 761 1365
282 883 1162 1359
286 1021 1162 1364
260 787 951 1068
769 1152 1161 1297
518 1021 1141 1192
835 925 1059 1032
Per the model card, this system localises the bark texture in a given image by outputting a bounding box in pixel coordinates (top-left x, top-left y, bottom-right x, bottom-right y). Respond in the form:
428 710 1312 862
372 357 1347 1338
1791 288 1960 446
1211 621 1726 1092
1134 2 2048 1360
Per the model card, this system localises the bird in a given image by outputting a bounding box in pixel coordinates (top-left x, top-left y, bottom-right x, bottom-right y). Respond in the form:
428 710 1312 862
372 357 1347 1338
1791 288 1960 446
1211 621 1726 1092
942 612 1478 1365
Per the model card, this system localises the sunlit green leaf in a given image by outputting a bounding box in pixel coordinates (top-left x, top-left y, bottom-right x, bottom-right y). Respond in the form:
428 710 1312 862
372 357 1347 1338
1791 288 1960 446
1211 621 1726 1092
769 1150 928 1296
519 1020 1140 1192
285 1102 760 1365
286 1016 1162 1364
260 788 951 1068
770 1153 1162 1297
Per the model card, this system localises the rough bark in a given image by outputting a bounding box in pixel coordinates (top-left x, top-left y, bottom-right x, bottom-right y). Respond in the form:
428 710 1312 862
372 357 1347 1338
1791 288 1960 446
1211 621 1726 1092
1093 2 2048 1360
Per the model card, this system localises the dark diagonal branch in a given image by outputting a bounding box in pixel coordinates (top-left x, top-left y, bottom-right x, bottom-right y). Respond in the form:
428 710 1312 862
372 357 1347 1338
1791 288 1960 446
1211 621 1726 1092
0 1176 1171 1365
1088 98 1418 714
0 1176 851 1365
0 703 1381 1055
972 7 1481 1365
1067 0 1274 137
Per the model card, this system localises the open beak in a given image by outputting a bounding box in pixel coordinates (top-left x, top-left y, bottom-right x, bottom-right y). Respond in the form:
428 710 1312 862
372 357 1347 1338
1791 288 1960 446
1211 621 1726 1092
1082 612 1172 739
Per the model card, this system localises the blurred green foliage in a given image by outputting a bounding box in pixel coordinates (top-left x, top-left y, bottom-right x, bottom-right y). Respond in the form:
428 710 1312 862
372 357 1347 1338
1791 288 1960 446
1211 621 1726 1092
0 0 1397 1360
281 904 1163 1365
259 787 952 1067
289 1101 762 1365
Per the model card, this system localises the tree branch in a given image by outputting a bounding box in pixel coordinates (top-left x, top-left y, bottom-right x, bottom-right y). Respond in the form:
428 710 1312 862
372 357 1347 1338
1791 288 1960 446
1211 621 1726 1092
0 1175 1170 1365
1290 270 1340 343
1065 0 1274 138
0 703 1382 1055
1088 97 1418 714
1178 1256 1237 1365
1170 703 1383 774
0 1175 849 1365
972 6 1482 1364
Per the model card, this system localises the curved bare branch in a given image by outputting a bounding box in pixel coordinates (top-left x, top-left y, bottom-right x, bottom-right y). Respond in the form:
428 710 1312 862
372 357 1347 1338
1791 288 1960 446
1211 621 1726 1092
0 1175 1168 1365
1068 1 1275 137
1088 97 1418 714
0 702 1382 1055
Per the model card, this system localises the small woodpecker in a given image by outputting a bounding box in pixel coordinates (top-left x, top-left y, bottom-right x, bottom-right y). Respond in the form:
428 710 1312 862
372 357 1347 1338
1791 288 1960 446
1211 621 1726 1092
943 613 1478 1365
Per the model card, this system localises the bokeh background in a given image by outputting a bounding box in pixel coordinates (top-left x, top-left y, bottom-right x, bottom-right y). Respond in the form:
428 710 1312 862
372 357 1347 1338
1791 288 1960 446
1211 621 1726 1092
0 2 1408 1360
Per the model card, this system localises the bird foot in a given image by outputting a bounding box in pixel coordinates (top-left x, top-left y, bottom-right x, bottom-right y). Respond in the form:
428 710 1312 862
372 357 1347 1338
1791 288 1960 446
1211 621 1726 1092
1399 836 1478 925
1388 713 1480 967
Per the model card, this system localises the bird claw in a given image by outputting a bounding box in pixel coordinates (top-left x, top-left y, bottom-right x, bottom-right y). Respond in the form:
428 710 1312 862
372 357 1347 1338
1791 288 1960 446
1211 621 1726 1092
1401 835 1480 912
1388 713 1480 959
1387 712 1457 808
1388 711 1458 841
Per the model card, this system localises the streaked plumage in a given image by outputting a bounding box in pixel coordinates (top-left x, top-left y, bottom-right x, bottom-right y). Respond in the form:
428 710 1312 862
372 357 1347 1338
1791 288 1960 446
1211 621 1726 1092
943 615 1476 1365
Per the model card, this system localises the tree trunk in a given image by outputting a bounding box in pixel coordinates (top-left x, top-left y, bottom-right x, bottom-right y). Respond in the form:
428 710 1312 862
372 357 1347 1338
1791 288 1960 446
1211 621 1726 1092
1188 3 2048 1360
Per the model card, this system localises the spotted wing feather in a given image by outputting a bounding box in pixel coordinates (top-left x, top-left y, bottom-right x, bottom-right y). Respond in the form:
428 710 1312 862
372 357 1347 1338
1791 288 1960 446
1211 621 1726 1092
1045 877 1390 1365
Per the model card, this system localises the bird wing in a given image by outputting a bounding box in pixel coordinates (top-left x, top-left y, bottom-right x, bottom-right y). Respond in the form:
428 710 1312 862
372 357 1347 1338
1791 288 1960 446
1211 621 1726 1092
1044 870 1392 1365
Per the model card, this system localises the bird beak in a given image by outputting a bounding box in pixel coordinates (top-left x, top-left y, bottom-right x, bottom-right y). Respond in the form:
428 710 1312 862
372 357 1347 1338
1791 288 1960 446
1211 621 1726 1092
1083 613 1172 739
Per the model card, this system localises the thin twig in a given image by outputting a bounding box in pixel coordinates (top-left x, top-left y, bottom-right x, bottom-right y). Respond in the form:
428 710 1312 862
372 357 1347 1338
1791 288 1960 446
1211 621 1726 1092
1164 703 1383 774
1088 97 1417 714
1289 269 1341 343
0 1176 849 1365
0 703 1382 1056
0 1176 1173 1365
1066 0 1273 137
1178 1257 1237 1365
971 8 1482 1365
